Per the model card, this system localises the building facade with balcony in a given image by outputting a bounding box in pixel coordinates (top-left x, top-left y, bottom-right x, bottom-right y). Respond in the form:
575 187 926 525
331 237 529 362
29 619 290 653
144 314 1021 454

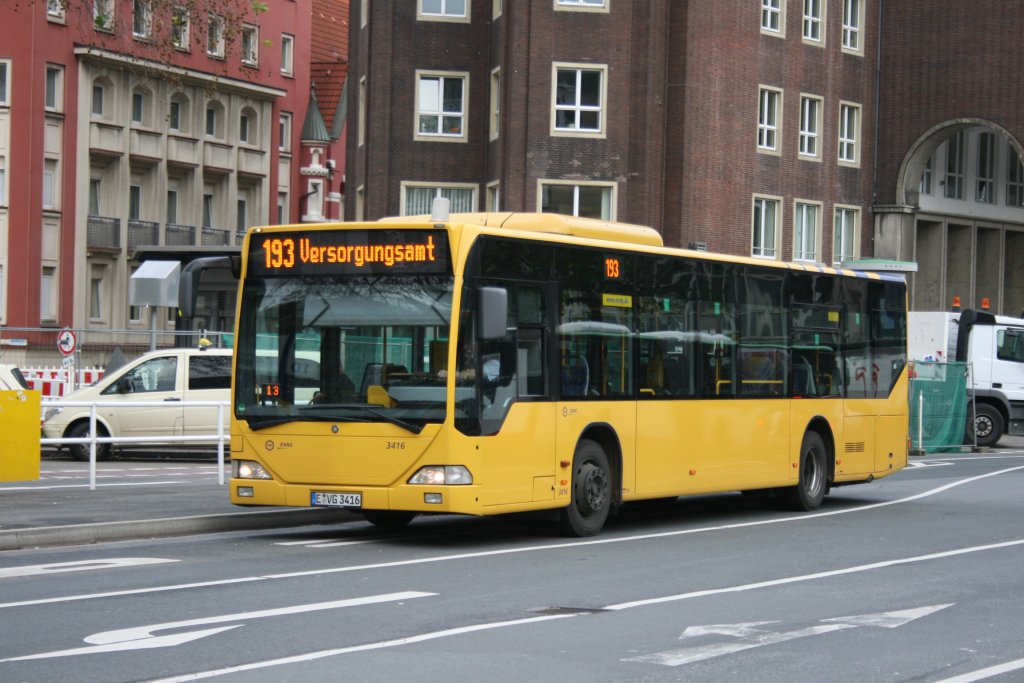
345 0 1024 316
1 0 347 363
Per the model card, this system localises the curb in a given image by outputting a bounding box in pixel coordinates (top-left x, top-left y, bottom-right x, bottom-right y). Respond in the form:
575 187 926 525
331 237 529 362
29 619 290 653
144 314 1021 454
0 508 350 551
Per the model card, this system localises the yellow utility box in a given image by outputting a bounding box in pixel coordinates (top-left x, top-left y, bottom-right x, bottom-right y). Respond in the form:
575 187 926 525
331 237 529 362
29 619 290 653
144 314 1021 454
0 390 41 481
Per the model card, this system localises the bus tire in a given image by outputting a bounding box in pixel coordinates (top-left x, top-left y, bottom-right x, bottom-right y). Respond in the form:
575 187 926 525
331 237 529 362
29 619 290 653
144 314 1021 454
67 421 112 462
558 439 611 537
363 510 417 529
972 403 1003 448
776 431 827 511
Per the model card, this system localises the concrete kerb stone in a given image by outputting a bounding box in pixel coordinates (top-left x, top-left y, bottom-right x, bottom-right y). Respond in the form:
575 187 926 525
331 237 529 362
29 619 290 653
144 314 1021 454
0 509 347 551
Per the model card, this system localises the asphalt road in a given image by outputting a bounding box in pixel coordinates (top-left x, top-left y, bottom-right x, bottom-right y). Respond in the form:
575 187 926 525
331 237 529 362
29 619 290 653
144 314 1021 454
2 449 1024 682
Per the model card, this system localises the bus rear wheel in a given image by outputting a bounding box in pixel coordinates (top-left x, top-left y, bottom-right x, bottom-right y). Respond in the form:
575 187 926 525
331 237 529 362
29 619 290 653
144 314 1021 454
558 439 611 537
776 431 827 511
362 510 417 530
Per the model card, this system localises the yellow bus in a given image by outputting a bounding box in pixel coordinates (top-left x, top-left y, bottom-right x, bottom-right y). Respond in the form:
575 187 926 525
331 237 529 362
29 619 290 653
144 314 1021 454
229 208 908 536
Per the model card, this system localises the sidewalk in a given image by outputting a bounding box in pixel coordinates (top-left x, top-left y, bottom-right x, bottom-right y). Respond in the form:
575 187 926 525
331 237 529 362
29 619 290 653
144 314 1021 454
0 456 355 551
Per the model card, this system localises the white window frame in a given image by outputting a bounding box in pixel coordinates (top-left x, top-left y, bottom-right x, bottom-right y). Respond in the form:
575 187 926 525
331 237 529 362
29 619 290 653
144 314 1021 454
976 131 996 204
793 200 821 263
494 0 503 19
537 179 617 220
1007 146 1024 208
489 67 501 142
551 62 607 138
42 159 58 210
802 0 824 45
944 131 965 200
920 155 933 196
44 65 63 112
0 60 9 106
760 0 785 37
555 0 609 14
838 101 860 167
358 77 366 147
93 0 114 31
486 181 500 211
47 0 66 21
798 94 822 160
241 24 259 67
414 70 468 142
752 194 781 259
89 265 106 322
757 86 782 154
207 14 225 58
279 112 292 152
841 0 863 55
417 0 470 23
400 182 478 216
833 205 860 265
41 266 58 322
172 6 190 51
360 0 368 27
133 0 152 39
280 34 294 76
0 156 6 206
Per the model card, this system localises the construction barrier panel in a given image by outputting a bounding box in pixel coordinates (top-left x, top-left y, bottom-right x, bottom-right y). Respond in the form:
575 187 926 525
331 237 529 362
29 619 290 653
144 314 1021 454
909 361 970 454
0 389 41 481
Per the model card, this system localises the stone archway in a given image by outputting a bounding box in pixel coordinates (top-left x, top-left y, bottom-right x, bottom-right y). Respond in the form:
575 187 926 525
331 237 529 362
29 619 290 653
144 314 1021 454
875 119 1024 315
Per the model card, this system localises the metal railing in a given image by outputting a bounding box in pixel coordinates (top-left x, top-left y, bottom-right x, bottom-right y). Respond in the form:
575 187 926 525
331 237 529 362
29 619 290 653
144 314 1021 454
86 215 121 250
40 399 230 490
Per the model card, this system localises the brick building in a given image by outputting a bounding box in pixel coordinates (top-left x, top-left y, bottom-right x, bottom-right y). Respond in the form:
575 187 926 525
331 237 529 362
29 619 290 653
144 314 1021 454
0 0 348 362
345 0 1024 315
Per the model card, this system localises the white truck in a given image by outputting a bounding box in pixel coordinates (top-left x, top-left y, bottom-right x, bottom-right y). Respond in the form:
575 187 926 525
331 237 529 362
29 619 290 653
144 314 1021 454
908 309 1024 447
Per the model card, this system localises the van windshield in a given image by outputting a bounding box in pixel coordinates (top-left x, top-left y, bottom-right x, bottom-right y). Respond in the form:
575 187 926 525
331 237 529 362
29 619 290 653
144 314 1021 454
234 274 454 429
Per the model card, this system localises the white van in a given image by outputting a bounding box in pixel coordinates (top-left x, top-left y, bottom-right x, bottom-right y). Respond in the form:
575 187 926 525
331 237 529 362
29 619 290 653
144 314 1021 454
41 347 232 461
0 363 31 391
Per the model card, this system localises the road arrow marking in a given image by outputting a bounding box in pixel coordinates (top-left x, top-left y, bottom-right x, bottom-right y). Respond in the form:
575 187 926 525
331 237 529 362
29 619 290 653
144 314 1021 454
0 591 435 662
624 604 954 667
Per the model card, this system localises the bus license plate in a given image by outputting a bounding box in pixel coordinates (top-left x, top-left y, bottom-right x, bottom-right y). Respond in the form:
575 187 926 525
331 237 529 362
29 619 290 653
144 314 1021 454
310 491 362 508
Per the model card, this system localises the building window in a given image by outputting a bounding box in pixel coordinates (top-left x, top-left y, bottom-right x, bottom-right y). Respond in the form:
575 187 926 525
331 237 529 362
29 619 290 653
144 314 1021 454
93 0 113 31
0 156 6 206
280 34 294 75
1007 147 1024 208
41 267 57 321
358 77 366 147
172 6 190 50
494 0 502 18
47 0 65 20
239 112 250 143
129 184 142 220
838 102 860 165
45 65 62 111
798 95 821 158
416 71 467 140
0 61 8 105
167 189 178 224
539 180 615 220
833 206 859 265
757 87 781 152
418 0 469 22
920 155 933 195
752 195 780 259
131 91 145 124
842 0 862 53
169 99 181 131
277 191 288 224
555 0 609 11
88 178 101 215
401 183 476 215
487 181 500 211
976 131 995 204
945 130 964 200
279 112 292 152
489 67 500 141
207 14 225 58
205 101 223 138
761 0 783 35
793 201 819 262
802 0 822 42
237 198 249 232
203 192 215 228
42 160 58 209
553 64 606 136
241 25 259 66
89 267 105 321
133 0 152 39
91 82 104 116
360 0 368 27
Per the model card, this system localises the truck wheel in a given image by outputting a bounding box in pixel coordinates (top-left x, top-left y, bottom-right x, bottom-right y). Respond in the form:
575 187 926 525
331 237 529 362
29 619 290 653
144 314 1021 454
67 421 112 462
558 439 612 537
776 431 827 511
973 404 1004 448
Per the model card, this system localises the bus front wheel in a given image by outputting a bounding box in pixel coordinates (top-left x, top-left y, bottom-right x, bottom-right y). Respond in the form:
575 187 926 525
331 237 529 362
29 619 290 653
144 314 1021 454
558 439 611 537
776 431 827 511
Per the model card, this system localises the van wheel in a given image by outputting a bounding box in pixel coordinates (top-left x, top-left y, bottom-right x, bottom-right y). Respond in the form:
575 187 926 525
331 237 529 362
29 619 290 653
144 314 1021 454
558 439 611 537
363 511 417 529
776 431 827 511
972 404 1004 448
67 421 112 462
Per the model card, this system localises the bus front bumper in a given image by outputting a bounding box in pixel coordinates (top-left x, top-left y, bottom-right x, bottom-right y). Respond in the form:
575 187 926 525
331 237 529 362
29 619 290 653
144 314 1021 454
230 478 483 515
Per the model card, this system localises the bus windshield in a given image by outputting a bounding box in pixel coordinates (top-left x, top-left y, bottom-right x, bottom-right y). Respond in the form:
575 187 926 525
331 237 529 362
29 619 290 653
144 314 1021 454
234 273 453 431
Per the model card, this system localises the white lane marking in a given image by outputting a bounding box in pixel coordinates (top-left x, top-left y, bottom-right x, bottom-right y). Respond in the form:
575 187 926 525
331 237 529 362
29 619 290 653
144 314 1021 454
0 591 435 662
935 656 1024 682
3 465 1022 611
623 605 953 666
0 481 184 491
151 541 1023 682
0 558 177 579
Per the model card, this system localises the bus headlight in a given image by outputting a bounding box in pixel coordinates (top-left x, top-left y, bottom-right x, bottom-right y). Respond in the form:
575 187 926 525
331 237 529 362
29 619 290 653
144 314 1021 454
408 465 473 485
233 459 273 480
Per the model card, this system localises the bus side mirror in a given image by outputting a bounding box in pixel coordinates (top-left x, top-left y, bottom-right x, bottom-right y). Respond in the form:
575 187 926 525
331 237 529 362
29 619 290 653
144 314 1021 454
478 287 508 340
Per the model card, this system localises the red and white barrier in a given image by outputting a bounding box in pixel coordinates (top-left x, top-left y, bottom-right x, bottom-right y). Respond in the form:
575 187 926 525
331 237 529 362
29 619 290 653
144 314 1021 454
22 367 105 397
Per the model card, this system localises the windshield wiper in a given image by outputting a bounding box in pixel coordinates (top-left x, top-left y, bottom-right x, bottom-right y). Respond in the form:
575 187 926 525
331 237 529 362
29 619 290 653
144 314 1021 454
303 403 423 434
245 413 370 431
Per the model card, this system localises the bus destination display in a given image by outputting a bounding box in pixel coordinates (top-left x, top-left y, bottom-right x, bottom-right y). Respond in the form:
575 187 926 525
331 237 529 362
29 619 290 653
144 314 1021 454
249 229 450 276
